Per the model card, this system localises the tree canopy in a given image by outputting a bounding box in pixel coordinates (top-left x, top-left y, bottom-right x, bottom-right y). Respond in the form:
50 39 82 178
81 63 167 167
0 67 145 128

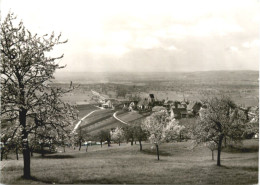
142 111 184 160
0 12 76 178
192 96 247 166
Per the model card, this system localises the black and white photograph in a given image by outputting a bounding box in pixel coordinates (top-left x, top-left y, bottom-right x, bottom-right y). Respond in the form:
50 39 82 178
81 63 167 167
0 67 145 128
0 0 259 184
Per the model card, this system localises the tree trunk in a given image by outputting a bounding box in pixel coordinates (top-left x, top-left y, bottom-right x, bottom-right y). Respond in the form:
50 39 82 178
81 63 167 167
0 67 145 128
131 138 133 146
156 144 160 160
22 131 31 178
217 136 223 166
100 140 103 148
135 140 136 144
119 139 120 146
86 145 88 152
20 108 31 179
139 140 142 151
30 146 33 157
41 143 44 157
16 147 19 160
212 150 214 160
79 141 81 151
1 149 4 161
63 145 66 153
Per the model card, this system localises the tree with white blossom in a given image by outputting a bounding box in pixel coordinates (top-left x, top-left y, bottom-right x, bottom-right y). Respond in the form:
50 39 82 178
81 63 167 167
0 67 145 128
142 111 184 160
111 127 124 146
0 12 77 178
0 121 22 161
206 141 217 160
192 96 247 166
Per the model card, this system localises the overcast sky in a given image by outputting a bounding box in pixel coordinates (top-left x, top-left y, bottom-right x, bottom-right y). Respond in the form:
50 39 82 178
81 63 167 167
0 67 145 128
1 0 260 72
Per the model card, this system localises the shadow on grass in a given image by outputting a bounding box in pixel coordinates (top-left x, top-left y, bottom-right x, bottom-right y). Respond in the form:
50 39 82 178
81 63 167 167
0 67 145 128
220 165 258 172
19 175 124 184
18 176 54 184
208 164 258 173
75 178 123 184
141 149 172 156
236 166 258 172
34 154 75 159
222 145 258 153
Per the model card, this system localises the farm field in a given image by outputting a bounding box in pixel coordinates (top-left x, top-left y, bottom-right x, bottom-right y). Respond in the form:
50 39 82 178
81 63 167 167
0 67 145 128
80 109 114 127
82 116 123 134
116 111 145 123
77 108 146 136
1 139 258 184
76 104 99 119
77 109 126 135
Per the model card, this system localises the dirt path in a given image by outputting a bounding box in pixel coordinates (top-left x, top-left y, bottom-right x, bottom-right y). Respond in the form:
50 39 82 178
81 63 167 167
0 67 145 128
73 110 98 132
113 111 128 125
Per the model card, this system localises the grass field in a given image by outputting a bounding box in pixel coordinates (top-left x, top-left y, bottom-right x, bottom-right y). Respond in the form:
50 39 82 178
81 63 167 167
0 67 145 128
1 139 258 184
83 116 124 134
76 109 126 135
80 109 114 128
116 111 144 123
76 104 99 119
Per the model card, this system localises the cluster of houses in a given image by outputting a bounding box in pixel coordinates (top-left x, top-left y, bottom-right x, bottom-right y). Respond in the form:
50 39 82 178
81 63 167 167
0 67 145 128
91 90 201 119
122 94 203 119
91 91 259 122
92 92 204 119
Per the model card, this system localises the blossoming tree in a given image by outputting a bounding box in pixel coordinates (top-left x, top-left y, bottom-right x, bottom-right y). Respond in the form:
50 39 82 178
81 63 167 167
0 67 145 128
142 111 184 160
111 127 124 146
1 12 76 178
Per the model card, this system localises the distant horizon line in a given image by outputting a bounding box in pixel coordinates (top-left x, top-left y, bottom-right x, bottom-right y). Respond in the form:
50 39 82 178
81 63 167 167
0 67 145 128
55 70 259 74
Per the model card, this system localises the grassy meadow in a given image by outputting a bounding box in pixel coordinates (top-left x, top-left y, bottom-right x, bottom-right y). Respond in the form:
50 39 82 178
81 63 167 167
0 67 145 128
116 111 144 123
2 71 257 184
76 104 99 119
1 139 258 184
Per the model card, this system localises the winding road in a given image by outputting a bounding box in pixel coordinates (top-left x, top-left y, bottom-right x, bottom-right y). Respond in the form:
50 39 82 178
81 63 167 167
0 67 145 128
73 110 98 132
113 111 128 125
73 109 128 133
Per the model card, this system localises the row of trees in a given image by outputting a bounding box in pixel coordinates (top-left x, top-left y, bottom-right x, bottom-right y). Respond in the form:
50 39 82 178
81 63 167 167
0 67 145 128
89 95 256 166
77 123 148 151
111 96 257 165
103 112 185 161
110 123 148 150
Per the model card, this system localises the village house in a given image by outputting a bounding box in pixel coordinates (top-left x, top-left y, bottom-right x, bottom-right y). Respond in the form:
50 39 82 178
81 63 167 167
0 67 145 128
102 100 113 108
163 100 174 109
186 101 203 117
148 94 155 104
137 98 150 110
128 101 138 111
170 101 188 119
101 99 119 109
152 106 167 112
137 94 155 110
